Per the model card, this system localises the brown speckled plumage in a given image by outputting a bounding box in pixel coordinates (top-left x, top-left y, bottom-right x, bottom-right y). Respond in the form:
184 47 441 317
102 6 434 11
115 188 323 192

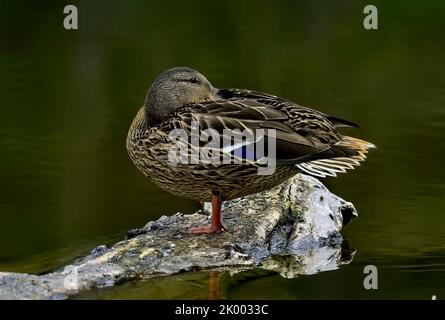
126 67 375 233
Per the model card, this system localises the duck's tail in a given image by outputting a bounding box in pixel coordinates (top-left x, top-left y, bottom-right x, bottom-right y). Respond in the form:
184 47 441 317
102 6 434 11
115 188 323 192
296 136 376 178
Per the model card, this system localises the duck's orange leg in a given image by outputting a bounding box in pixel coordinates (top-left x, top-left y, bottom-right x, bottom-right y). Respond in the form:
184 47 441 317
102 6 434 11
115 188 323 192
188 193 227 234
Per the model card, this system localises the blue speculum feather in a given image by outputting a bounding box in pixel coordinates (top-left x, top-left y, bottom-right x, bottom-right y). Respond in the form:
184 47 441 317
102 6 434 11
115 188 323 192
232 145 257 161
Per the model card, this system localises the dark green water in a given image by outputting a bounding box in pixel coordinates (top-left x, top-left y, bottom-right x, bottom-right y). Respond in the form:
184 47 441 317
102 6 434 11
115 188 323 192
1 0 444 299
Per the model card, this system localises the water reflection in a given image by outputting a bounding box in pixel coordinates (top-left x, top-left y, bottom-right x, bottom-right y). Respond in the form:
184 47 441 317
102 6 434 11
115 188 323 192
208 272 220 300
72 240 356 300
207 241 355 300
1 0 445 299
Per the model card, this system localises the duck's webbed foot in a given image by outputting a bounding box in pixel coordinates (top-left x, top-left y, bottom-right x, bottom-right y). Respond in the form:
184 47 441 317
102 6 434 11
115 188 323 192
186 225 228 234
186 193 228 234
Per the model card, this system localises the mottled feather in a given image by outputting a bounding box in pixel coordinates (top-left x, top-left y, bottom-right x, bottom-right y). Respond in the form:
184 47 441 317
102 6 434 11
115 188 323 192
127 69 375 201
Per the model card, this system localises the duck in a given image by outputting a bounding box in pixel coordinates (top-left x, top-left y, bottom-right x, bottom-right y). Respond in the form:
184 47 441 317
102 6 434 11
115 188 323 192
127 67 375 234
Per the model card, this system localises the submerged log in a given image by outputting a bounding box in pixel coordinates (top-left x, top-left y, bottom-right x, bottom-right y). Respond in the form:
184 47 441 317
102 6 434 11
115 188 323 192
0 174 357 300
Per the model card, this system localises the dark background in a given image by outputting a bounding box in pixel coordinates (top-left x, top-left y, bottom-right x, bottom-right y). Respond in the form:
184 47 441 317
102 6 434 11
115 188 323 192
0 0 444 298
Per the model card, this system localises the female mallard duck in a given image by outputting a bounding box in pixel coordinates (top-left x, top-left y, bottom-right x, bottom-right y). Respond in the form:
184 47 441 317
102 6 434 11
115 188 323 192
127 67 375 234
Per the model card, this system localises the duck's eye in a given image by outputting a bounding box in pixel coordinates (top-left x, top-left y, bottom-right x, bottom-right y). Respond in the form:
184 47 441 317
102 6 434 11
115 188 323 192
188 77 199 84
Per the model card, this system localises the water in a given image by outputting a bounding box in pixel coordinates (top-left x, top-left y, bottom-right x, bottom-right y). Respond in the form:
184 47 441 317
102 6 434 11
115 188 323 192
1 0 444 299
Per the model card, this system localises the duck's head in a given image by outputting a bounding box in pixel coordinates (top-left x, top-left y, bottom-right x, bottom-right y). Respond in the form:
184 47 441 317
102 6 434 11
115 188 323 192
144 67 220 124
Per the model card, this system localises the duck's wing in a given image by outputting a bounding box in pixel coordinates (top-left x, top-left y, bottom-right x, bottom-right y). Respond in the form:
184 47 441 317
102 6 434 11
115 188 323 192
162 97 358 168
218 88 375 177
219 88 359 128
216 88 350 149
